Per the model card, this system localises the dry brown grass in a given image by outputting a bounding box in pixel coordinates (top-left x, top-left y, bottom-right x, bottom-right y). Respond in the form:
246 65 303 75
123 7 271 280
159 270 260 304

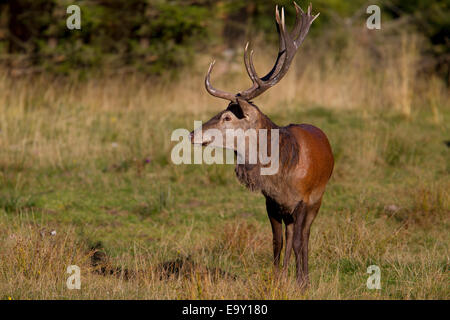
1 201 447 299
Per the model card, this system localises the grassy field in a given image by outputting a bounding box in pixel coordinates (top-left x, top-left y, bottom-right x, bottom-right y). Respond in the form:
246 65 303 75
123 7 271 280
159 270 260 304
0 32 449 299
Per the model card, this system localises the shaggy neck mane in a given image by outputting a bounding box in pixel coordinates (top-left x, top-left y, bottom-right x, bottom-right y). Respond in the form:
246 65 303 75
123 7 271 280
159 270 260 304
234 110 300 193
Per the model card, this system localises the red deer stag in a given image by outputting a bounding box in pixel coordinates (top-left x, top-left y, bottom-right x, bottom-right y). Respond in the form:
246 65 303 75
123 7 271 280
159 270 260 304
190 2 333 288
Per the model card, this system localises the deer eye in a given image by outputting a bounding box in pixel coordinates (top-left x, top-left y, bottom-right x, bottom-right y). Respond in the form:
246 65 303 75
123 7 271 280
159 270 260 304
223 115 232 121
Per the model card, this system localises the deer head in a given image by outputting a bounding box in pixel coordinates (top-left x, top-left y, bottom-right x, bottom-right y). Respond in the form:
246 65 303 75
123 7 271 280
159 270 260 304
190 2 319 152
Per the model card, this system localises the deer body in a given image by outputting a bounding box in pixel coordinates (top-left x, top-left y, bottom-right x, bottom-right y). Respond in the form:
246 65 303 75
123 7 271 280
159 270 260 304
230 111 333 211
190 2 333 288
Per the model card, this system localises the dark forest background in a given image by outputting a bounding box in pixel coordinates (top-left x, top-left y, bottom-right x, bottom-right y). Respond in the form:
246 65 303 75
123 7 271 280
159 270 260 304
0 0 448 80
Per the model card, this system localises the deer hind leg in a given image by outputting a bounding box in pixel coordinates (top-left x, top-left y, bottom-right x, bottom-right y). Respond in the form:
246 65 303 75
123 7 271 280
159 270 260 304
300 199 322 287
282 216 294 276
292 201 307 287
266 197 283 271
293 198 322 289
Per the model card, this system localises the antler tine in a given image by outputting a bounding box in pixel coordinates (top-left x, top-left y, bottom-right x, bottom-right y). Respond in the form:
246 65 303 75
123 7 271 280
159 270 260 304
267 5 287 79
291 1 305 40
244 42 258 86
294 3 320 48
294 1 304 14
248 50 264 87
204 61 236 102
276 5 287 50
277 6 293 47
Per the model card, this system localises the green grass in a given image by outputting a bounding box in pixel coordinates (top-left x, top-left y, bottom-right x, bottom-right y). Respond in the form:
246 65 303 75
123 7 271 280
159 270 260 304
1 98 448 299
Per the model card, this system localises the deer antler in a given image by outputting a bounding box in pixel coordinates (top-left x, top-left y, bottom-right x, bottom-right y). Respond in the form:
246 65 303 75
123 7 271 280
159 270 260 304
205 2 319 102
205 60 237 102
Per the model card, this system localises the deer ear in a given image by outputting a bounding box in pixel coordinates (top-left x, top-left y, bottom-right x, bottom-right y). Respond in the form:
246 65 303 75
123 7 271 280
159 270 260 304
236 98 257 120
